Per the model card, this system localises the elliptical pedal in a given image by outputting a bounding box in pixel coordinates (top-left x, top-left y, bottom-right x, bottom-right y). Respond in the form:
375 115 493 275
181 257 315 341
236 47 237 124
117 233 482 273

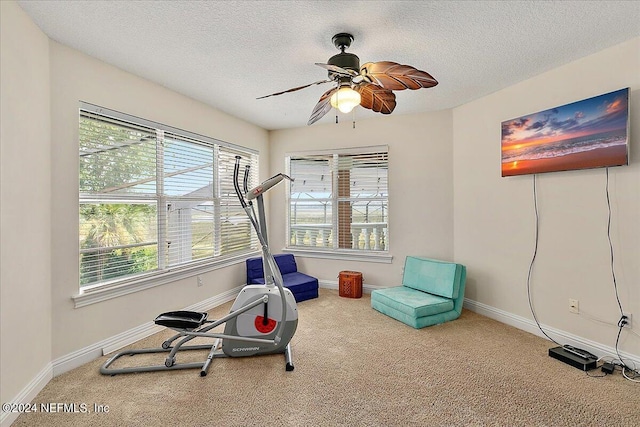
154 311 208 331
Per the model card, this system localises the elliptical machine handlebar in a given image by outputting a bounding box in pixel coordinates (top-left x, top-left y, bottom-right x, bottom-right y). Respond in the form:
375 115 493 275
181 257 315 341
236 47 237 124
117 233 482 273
233 156 294 345
246 173 293 200
233 158 249 210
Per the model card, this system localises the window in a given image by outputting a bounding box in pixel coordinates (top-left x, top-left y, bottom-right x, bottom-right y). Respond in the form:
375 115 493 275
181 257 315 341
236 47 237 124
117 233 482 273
79 103 258 290
286 146 389 257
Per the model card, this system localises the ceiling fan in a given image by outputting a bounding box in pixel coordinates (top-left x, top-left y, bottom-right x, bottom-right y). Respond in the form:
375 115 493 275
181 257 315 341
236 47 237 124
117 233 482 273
257 33 438 126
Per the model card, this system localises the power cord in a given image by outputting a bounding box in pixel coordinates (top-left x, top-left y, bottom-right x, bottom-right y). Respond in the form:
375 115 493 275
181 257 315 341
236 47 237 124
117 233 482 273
605 168 624 317
585 369 608 378
605 168 639 382
622 366 640 382
527 174 560 346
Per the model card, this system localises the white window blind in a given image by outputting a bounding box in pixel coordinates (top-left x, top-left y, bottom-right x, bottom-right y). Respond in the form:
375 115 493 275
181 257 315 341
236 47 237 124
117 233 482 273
287 146 388 252
217 146 259 255
163 132 215 268
79 103 258 289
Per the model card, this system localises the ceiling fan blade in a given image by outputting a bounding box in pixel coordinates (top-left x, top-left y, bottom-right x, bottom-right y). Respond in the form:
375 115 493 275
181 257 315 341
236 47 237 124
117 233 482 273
357 83 396 114
257 79 333 99
308 87 338 125
314 63 358 76
360 61 438 91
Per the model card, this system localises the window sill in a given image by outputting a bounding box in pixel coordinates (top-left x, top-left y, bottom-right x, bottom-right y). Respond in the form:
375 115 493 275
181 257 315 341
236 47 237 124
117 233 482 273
72 251 259 308
282 248 393 264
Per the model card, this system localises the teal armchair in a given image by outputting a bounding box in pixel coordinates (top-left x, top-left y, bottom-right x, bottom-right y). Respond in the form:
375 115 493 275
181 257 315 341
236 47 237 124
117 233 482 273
371 257 466 329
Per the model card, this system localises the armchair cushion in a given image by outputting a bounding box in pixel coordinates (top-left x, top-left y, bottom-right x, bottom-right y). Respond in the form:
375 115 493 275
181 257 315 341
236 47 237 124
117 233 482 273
246 253 298 283
246 254 319 302
402 256 461 299
370 286 454 318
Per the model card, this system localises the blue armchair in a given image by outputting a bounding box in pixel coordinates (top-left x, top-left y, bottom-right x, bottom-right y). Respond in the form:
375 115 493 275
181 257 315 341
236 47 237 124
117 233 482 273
246 254 319 302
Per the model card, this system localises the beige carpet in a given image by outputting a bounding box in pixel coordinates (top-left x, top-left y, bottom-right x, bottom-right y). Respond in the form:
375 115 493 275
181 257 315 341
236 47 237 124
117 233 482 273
14 289 640 426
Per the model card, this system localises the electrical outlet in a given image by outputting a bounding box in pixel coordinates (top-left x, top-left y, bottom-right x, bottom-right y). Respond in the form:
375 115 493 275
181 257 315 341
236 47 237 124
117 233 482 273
197 275 203 287
569 299 579 314
622 313 632 328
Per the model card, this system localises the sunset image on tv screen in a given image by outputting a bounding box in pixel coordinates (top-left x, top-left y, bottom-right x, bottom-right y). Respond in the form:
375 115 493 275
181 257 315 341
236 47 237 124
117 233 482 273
501 88 629 177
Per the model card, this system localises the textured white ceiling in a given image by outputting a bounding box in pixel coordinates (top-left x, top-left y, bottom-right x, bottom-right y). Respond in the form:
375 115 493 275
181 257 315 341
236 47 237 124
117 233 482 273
17 1 640 130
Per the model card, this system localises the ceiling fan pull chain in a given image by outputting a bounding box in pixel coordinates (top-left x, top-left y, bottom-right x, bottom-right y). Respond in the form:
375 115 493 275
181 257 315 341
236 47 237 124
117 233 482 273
335 114 338 124
352 109 356 129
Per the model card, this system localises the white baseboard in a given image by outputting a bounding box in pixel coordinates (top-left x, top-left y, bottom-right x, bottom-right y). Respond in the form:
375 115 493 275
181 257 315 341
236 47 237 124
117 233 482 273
463 298 640 366
0 363 52 427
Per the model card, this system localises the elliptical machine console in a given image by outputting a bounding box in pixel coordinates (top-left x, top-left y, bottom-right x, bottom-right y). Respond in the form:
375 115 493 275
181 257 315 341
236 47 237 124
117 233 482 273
100 157 298 376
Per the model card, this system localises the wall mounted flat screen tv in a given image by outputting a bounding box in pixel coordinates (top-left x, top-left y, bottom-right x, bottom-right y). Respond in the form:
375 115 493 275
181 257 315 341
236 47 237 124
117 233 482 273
501 88 629 177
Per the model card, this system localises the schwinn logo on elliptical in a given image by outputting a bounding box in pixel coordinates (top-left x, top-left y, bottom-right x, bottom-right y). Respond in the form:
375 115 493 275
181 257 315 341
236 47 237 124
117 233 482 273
232 346 260 352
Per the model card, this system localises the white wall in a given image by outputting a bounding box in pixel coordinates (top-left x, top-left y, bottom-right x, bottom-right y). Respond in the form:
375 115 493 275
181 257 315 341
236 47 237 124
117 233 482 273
0 0 52 409
48 42 270 359
269 110 454 286
453 37 640 357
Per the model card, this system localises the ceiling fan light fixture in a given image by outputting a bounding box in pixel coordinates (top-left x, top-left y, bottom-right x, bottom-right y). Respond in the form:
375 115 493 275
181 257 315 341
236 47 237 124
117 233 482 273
258 32 438 126
330 86 361 114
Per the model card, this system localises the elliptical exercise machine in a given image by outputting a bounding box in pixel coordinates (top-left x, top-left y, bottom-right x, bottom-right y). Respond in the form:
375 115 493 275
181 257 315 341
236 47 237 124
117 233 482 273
100 157 297 376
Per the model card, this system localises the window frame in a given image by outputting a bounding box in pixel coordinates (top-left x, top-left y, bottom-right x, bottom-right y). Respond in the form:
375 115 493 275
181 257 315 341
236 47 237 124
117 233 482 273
284 145 392 264
74 102 260 307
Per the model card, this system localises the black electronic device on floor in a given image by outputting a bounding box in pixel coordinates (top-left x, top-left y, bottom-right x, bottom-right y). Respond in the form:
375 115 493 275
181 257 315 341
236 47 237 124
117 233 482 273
549 346 597 371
